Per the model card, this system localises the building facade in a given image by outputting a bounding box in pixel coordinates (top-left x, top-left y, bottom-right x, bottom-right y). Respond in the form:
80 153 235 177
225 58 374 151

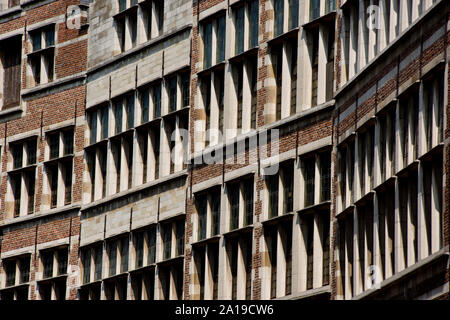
0 0 448 300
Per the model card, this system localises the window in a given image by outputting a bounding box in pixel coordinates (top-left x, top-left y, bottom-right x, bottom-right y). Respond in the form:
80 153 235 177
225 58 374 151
282 164 293 213
249 0 259 48
120 237 129 273
181 72 190 108
310 0 320 20
8 138 37 218
274 0 284 37
115 99 123 134
45 128 74 208
108 240 118 276
325 0 336 13
243 179 254 225
320 152 331 202
176 220 185 256
311 31 319 107
235 6 245 55
42 251 54 278
162 224 172 260
229 183 240 230
40 247 68 280
147 228 156 264
28 25 55 86
168 76 178 113
267 174 279 218
3 256 30 289
304 157 315 207
94 245 103 281
289 0 299 29
82 248 91 284
196 195 207 241
135 232 144 268
202 15 225 69
210 190 221 236
0 36 22 110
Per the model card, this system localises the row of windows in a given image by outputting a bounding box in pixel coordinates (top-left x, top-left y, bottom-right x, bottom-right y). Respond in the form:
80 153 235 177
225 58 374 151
341 0 438 83
114 0 164 53
7 128 74 219
1 247 69 300
338 71 445 210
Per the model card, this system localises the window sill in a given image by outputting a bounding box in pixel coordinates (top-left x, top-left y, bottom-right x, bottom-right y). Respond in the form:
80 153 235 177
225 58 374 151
0 5 21 20
37 274 68 284
297 201 331 215
21 72 86 98
78 279 102 288
267 27 299 46
156 255 184 267
276 285 331 300
302 11 336 30
7 163 37 175
0 203 81 228
191 235 221 248
0 105 22 122
80 169 188 212
27 45 54 58
197 61 226 77
128 263 156 275
222 224 253 238
0 282 30 291
43 154 74 166
262 212 294 226
228 46 259 64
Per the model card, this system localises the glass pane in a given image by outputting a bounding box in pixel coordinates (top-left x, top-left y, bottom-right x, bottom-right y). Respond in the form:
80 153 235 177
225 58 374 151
94 246 102 280
235 7 245 55
57 249 68 275
289 0 299 29
274 0 284 37
211 190 221 236
115 101 123 134
126 95 135 129
19 257 30 283
89 110 97 144
216 16 226 63
63 130 74 155
168 76 177 113
153 84 162 118
310 0 320 20
108 241 117 276
141 88 149 123
83 249 91 284
13 144 23 169
27 140 37 165
120 237 129 273
249 0 259 48
101 107 109 139
148 229 156 264
42 251 54 278
203 22 212 69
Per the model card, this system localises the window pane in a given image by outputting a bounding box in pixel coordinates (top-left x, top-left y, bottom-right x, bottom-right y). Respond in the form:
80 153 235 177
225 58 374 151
310 0 320 20
115 101 123 134
108 241 117 276
27 140 37 165
249 0 259 48
141 88 149 123
63 130 74 155
176 220 185 256
229 184 240 230
5 261 16 286
31 32 41 51
83 249 91 284
135 232 144 268
197 196 207 240
244 179 253 225
89 110 97 144
216 16 226 63
101 107 109 139
153 83 162 118
305 158 315 207
211 190 221 236
181 72 190 107
148 229 156 264
45 27 55 47
203 22 212 69
57 249 68 275
42 251 54 278
126 95 135 129
19 257 30 283
120 237 129 273
289 0 299 29
235 7 245 55
283 165 293 213
13 144 23 169
49 133 60 159
94 246 103 280
274 0 284 37
168 76 177 113
268 174 279 218
163 224 172 260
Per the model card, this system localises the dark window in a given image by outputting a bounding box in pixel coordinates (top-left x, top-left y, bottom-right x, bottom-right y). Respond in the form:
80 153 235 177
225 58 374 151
289 0 299 29
153 83 162 118
83 249 91 284
243 179 254 225
27 140 37 165
163 224 172 260
64 161 72 205
320 153 331 201
115 101 123 134
19 257 30 283
101 107 109 140
120 237 129 273
63 130 74 155
203 22 212 69
1 36 22 110
235 6 245 55
176 220 185 256
311 32 319 107
57 248 68 275
168 76 177 113
268 174 279 218
211 190 221 236
108 241 117 276
126 95 135 130
49 165 58 209
49 133 59 159
137 232 145 268
229 184 240 230
274 0 284 37
197 195 207 240
148 229 156 264
249 0 259 48
42 251 54 279
181 72 190 107
282 164 293 213
13 144 23 169
304 158 315 207
5 260 16 287
216 16 226 63
94 246 102 280
310 0 320 20
141 88 149 123
89 110 97 144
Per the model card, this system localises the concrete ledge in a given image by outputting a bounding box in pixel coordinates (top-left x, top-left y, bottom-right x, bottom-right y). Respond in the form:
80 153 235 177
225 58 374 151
352 245 450 300
277 285 331 300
